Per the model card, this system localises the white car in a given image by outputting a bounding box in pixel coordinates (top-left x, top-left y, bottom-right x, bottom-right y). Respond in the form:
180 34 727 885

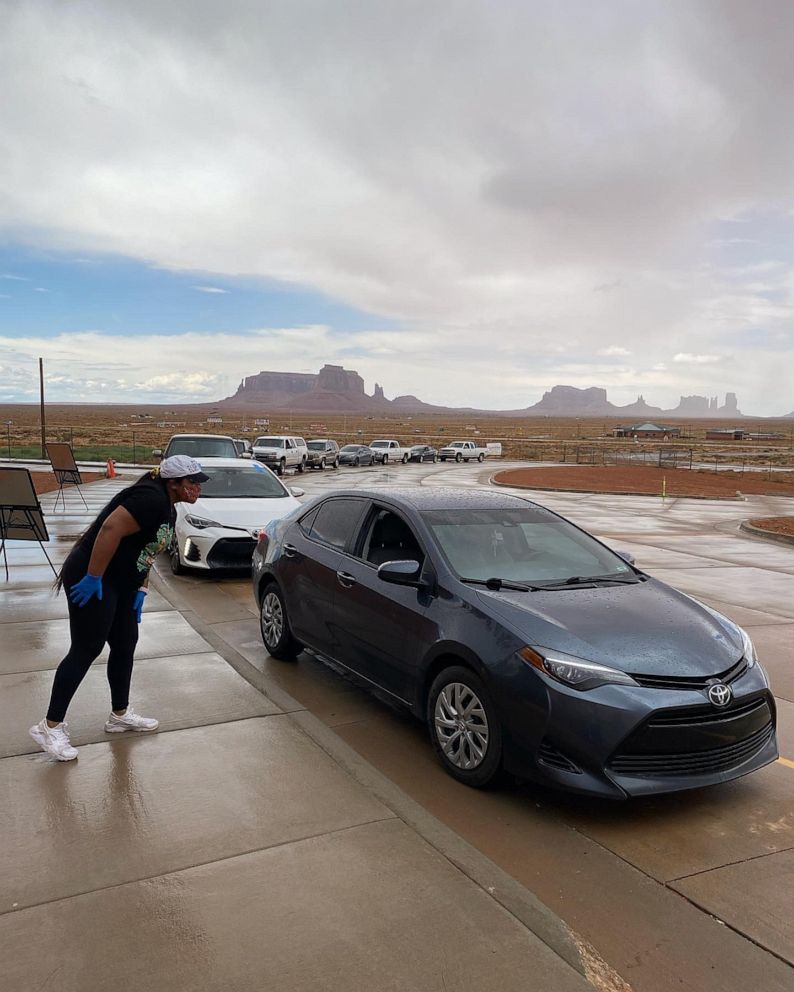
251 435 308 475
169 458 303 573
438 440 488 463
368 439 409 464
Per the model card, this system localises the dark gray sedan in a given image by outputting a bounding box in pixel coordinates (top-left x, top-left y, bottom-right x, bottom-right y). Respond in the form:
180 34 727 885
408 444 438 462
338 444 375 467
251 487 776 797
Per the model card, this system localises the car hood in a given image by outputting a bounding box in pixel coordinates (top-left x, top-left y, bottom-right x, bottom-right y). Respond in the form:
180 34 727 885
181 496 301 530
475 578 743 677
252 446 284 454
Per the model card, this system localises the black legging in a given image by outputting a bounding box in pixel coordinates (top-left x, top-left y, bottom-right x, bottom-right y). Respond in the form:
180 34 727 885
47 555 140 723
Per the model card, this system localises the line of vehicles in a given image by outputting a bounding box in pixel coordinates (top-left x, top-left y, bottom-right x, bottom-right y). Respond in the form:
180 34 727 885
155 433 498 476
155 432 778 799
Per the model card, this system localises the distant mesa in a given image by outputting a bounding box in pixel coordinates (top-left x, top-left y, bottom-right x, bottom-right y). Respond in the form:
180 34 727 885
221 364 747 418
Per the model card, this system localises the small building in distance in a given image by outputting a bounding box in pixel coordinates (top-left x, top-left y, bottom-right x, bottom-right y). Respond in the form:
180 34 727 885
613 422 682 440
705 428 784 441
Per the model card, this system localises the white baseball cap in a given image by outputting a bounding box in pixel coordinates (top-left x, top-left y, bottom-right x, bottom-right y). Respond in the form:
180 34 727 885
159 455 210 482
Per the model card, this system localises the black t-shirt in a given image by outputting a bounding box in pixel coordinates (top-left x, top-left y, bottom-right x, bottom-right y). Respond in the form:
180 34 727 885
71 478 175 589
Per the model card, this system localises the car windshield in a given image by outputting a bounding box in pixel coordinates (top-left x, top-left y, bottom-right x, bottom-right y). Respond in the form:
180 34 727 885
307 441 327 451
166 438 237 458
198 466 288 499
341 445 361 452
422 507 633 584
254 437 284 448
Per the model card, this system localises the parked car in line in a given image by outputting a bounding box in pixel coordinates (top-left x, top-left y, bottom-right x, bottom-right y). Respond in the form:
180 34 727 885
170 458 302 574
438 440 488 463
252 436 308 475
233 438 253 457
306 439 340 470
251 487 776 797
408 444 438 463
338 444 375 467
154 434 240 460
369 439 409 464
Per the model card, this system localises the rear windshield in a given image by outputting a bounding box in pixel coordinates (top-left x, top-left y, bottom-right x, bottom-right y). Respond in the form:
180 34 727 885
254 437 284 448
422 507 631 584
165 438 237 458
199 465 288 499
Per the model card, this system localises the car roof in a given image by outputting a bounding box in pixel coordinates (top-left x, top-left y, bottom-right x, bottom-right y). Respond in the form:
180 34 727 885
168 433 235 441
317 486 533 511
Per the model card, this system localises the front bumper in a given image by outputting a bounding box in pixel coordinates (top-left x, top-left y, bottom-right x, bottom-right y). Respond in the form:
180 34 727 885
176 525 258 571
498 658 777 799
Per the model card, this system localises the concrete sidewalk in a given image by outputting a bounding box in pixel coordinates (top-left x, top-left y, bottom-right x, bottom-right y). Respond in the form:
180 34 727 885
0 477 618 991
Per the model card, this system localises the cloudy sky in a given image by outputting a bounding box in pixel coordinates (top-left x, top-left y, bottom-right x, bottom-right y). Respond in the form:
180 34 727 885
1 0 793 414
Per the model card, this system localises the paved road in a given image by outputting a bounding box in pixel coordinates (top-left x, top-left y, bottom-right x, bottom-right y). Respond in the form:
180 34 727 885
157 459 794 992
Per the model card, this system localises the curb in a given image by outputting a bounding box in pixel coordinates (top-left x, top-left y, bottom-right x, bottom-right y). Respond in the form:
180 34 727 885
149 565 629 991
739 520 794 548
489 474 745 501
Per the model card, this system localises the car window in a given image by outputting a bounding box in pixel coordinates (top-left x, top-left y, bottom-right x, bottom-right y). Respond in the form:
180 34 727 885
255 437 284 448
307 441 326 451
299 505 321 535
166 438 237 458
308 498 366 551
422 507 631 583
198 465 287 499
296 438 306 446
358 509 425 568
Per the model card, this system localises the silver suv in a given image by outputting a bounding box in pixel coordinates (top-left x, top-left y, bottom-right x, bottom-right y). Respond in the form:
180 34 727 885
252 435 308 475
306 439 340 469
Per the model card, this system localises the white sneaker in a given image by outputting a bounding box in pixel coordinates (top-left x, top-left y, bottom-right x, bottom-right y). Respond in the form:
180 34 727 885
104 707 159 733
29 719 78 761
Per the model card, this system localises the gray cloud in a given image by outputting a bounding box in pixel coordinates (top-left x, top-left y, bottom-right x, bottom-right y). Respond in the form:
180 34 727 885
1 1 793 411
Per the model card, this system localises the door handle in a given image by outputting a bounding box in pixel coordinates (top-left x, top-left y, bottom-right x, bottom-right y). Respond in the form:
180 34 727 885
336 571 357 588
283 543 298 558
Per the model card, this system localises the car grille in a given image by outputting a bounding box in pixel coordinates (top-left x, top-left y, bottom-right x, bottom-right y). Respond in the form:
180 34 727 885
206 537 257 569
607 695 774 778
537 739 582 774
630 657 748 690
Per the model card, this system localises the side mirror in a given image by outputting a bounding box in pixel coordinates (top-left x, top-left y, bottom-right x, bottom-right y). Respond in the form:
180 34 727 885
377 559 422 586
241 451 253 459
152 448 163 458
289 487 305 498
616 550 636 566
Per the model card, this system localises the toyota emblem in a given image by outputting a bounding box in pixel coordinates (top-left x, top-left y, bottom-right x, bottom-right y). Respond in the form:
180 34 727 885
707 682 732 708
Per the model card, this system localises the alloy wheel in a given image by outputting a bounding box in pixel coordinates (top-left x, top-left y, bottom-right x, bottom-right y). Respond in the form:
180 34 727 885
434 682 489 770
261 591 284 648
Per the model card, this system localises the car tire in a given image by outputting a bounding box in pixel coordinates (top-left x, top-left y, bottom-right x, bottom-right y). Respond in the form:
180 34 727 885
354 456 360 466
455 452 462 463
169 537 187 576
402 453 409 463
259 583 302 660
427 666 502 788
297 459 305 473
431 454 437 462
477 453 485 462
319 458 326 470
333 457 339 469
277 459 286 476
382 454 389 465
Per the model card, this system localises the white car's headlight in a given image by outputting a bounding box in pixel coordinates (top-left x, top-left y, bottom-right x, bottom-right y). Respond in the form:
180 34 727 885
519 646 639 691
185 514 222 530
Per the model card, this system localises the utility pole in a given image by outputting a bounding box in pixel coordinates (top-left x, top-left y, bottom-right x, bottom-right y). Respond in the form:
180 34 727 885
39 357 46 458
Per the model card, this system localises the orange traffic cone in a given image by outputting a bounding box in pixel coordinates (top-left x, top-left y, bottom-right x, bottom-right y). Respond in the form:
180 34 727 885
105 458 116 479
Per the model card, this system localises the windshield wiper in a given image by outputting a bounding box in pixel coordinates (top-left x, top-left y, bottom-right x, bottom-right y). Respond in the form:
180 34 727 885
460 576 541 592
548 574 641 588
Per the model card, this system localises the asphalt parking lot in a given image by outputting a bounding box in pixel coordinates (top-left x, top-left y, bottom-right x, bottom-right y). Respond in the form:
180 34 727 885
157 458 794 992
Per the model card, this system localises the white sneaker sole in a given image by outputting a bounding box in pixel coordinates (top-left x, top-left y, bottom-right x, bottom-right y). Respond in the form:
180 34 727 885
28 727 78 761
104 721 159 733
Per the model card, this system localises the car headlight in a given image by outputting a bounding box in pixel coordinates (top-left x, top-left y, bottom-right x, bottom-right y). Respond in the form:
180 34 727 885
736 625 757 667
519 646 639 691
184 513 222 530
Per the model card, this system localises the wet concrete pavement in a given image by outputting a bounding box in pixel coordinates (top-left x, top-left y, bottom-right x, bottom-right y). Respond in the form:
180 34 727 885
0 474 601 992
150 459 794 992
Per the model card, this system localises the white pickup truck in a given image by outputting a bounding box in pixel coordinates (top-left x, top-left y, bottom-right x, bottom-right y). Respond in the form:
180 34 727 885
438 440 489 463
369 439 409 464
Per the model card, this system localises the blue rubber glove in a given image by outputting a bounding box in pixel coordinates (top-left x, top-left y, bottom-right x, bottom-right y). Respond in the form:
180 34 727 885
133 589 147 624
69 573 103 607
